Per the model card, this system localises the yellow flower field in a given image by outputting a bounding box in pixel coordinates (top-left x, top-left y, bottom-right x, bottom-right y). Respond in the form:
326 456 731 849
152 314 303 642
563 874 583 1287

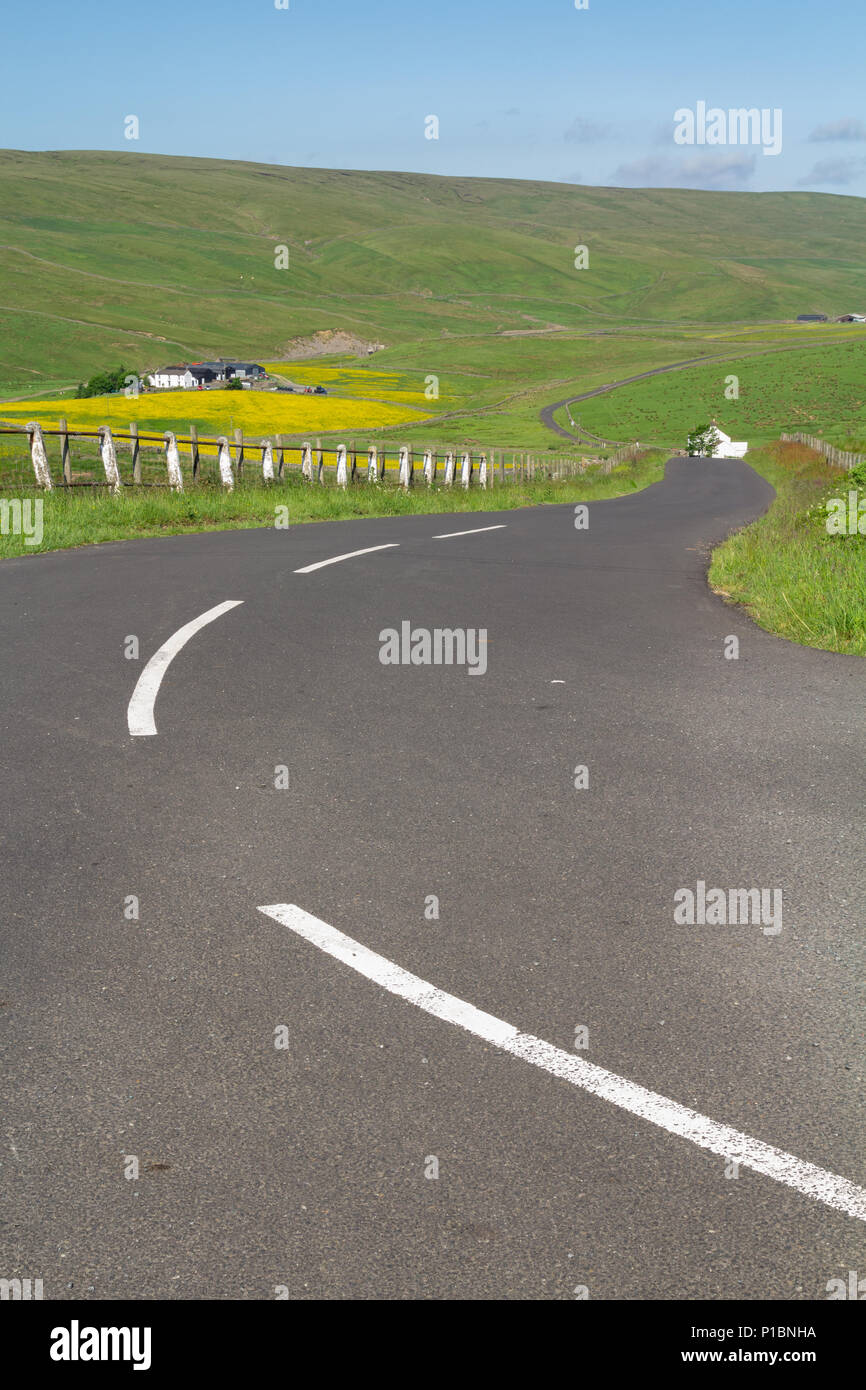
0 388 428 439
261 363 437 405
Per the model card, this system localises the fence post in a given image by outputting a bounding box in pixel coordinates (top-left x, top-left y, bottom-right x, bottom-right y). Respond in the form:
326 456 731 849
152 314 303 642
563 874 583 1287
127 421 140 484
164 431 184 491
316 437 324 484
276 433 284 479
301 441 313 480
350 440 357 483
217 435 234 490
189 423 199 481
26 421 53 489
98 426 122 493
336 443 348 489
58 416 71 485
262 438 275 481
234 428 244 479
367 444 378 483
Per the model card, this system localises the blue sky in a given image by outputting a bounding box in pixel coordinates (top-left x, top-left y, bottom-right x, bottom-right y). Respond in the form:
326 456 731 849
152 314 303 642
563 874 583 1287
2 0 865 194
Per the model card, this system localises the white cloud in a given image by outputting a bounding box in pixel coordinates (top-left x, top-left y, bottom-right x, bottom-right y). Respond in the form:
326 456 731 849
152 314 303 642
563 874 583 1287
797 156 866 186
613 151 756 189
564 117 615 144
808 118 866 143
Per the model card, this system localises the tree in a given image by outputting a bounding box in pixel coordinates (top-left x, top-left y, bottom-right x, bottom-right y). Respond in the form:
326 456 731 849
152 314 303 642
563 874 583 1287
75 365 133 398
686 424 721 457
225 377 243 390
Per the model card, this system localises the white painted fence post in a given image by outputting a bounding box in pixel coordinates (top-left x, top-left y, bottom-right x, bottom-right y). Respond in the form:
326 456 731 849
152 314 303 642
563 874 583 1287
25 422 53 490
478 452 488 489
423 449 435 486
367 444 378 483
301 442 313 481
217 435 235 490
98 426 122 493
444 451 455 487
460 451 471 490
163 431 184 491
336 443 348 489
398 445 410 489
261 439 275 482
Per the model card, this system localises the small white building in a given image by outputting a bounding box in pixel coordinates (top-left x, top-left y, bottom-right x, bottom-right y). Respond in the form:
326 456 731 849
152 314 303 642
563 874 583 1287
148 365 189 389
147 364 220 389
709 420 748 459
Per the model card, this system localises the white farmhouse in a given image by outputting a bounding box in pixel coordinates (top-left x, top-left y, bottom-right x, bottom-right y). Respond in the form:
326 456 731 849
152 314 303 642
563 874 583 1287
148 365 189 389
708 419 748 459
147 364 220 389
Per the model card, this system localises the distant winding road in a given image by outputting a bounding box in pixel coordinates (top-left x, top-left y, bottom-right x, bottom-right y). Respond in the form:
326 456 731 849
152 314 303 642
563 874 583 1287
539 336 859 443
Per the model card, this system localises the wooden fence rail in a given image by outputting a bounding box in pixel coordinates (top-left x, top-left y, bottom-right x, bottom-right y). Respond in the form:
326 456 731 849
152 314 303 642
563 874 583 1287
780 433 864 471
0 419 645 492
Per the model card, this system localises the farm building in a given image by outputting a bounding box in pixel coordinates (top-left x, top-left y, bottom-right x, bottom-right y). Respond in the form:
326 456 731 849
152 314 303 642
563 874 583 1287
709 420 748 458
191 360 265 380
147 360 264 388
796 313 828 323
147 364 189 389
223 360 265 380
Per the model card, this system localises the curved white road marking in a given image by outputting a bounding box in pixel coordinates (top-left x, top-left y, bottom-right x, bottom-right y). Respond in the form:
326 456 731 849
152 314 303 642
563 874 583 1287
432 524 507 539
294 543 399 574
127 600 244 737
258 902 866 1224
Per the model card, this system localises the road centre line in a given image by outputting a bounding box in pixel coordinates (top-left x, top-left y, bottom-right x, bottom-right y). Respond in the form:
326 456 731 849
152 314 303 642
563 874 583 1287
127 600 243 737
257 902 866 1225
432 525 508 539
294 544 400 574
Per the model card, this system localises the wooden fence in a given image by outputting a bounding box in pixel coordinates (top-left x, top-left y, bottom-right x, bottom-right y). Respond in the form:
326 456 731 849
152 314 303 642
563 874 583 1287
0 419 644 493
779 433 864 471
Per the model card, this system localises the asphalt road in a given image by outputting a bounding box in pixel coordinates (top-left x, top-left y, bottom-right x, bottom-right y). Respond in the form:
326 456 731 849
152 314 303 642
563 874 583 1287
2 456 864 1300
538 352 747 442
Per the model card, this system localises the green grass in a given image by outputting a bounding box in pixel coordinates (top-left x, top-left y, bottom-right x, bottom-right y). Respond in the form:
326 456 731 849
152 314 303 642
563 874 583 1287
0 450 666 560
2 150 864 657
2 149 866 453
559 339 866 449
709 442 866 656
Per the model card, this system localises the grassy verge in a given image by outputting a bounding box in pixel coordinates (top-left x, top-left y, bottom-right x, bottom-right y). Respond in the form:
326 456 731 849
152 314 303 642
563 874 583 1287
0 450 666 559
562 339 866 452
709 442 866 656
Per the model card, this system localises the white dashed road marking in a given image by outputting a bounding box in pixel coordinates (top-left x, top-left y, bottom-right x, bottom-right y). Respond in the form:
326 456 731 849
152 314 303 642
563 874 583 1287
294 544 400 574
258 902 866 1225
432 525 508 539
127 600 243 737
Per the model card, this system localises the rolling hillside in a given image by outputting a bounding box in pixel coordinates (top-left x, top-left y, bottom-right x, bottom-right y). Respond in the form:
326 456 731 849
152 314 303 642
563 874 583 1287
2 149 866 395
1 149 865 455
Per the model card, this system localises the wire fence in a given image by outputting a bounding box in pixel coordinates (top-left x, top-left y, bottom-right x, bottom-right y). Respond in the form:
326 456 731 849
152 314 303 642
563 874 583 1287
0 417 644 493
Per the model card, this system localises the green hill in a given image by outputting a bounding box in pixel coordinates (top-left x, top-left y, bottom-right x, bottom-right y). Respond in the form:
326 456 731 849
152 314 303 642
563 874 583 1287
1 149 865 450
3 150 866 387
